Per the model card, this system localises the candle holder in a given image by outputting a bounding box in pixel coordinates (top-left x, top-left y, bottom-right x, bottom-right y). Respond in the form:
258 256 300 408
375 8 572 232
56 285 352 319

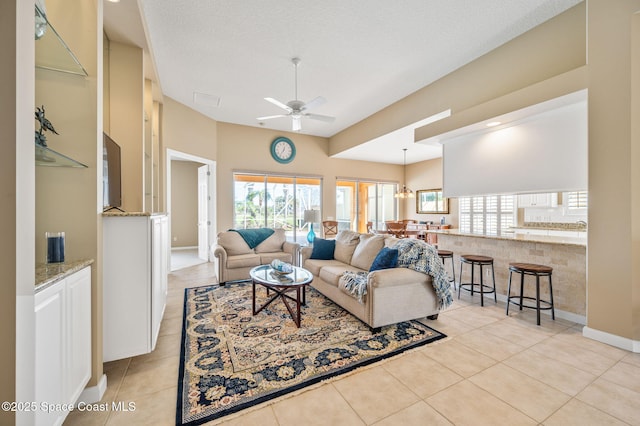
46 231 65 263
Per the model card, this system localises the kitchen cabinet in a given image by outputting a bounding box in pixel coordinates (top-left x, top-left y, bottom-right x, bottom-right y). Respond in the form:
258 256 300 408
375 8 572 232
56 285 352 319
35 266 91 426
103 214 168 362
517 193 558 208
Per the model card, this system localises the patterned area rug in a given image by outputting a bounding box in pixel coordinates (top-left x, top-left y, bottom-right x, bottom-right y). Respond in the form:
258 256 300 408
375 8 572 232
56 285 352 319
177 281 446 425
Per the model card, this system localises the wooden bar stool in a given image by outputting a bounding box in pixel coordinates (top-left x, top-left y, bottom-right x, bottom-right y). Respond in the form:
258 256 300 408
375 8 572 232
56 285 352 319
458 254 496 306
506 262 555 325
437 249 456 290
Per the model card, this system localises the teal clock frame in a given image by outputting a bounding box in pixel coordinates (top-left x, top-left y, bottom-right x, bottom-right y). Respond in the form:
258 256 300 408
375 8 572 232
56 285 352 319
270 136 296 164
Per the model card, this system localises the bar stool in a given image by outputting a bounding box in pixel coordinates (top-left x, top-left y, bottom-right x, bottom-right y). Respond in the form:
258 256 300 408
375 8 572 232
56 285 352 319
506 262 555 326
437 249 456 290
458 254 496 306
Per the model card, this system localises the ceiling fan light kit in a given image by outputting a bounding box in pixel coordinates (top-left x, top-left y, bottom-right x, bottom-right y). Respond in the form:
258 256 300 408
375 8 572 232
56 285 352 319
257 57 335 132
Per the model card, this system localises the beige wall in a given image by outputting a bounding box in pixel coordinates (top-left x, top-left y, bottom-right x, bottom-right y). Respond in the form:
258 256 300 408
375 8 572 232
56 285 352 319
586 0 640 341
162 97 217 212
215 122 405 230
108 41 143 212
171 161 201 247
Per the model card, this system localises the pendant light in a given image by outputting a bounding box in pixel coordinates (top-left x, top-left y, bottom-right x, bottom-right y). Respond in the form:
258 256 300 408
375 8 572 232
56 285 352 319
395 148 414 198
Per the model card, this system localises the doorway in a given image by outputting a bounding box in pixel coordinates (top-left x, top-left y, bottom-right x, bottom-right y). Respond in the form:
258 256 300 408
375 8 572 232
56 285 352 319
166 149 216 271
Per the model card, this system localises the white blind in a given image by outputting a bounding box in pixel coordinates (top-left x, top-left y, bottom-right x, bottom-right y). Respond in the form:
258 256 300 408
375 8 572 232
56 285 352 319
459 195 515 235
567 191 588 209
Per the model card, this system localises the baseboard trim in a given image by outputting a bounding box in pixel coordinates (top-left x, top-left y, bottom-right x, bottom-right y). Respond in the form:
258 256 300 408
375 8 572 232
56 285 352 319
583 326 640 353
77 374 107 404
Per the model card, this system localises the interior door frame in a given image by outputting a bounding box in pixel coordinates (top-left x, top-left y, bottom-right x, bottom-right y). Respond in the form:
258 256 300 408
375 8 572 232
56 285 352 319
166 149 217 261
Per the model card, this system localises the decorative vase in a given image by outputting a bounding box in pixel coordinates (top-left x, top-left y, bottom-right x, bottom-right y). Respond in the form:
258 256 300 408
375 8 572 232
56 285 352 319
307 223 316 244
46 231 65 263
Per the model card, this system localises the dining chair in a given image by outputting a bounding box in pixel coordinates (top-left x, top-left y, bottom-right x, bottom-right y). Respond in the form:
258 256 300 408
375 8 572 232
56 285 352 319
386 221 408 238
322 220 338 239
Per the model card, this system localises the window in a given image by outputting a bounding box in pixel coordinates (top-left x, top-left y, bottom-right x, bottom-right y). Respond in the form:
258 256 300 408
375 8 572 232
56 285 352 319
566 191 588 210
459 194 515 235
233 173 322 243
337 180 397 233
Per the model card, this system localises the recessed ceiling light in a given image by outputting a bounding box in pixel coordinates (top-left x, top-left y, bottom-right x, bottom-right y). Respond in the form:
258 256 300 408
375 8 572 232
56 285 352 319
486 121 501 127
107 0 121 3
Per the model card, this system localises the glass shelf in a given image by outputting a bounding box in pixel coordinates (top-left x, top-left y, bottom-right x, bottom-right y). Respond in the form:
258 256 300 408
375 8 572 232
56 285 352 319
36 144 87 168
35 5 88 76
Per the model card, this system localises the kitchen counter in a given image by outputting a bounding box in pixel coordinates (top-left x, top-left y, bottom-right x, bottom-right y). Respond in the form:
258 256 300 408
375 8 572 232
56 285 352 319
35 259 94 293
432 229 586 320
428 228 586 247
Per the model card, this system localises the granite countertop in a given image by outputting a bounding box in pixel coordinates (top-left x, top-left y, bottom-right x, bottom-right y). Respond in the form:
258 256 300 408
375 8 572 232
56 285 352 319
430 228 587 247
35 259 94 293
102 211 167 217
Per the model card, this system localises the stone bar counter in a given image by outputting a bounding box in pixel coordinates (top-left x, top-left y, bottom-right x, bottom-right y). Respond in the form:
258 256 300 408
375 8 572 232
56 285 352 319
428 228 586 322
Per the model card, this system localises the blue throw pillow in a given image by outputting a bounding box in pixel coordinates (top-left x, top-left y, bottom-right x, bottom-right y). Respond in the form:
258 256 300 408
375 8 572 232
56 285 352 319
369 247 399 272
310 238 335 260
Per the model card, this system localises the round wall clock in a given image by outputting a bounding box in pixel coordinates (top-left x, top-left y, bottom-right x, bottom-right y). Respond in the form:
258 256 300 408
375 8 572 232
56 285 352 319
270 136 296 164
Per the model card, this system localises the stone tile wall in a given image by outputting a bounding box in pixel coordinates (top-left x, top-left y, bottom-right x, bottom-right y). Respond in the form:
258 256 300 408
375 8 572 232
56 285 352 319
437 234 586 316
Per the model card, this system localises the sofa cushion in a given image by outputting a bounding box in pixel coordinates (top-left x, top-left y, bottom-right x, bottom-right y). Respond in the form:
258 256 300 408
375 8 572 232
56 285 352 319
303 259 345 276
319 265 367 287
255 228 286 253
259 252 292 265
334 230 360 264
350 234 385 271
226 253 261 269
310 238 335 260
384 236 400 248
217 231 253 256
369 247 399 272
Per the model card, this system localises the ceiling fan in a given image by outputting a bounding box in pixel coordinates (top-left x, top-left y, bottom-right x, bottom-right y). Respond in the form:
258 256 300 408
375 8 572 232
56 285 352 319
257 57 335 132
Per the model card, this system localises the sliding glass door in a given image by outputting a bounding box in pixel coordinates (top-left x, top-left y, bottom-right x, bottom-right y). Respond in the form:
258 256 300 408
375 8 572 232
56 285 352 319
337 179 397 233
234 173 321 243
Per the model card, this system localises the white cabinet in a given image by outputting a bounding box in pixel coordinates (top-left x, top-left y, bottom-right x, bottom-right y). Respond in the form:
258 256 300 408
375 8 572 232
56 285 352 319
103 214 168 362
518 193 558 208
35 266 91 426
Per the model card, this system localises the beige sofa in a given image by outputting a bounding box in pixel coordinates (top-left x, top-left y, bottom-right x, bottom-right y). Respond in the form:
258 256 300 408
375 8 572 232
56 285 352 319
213 228 300 284
301 231 440 331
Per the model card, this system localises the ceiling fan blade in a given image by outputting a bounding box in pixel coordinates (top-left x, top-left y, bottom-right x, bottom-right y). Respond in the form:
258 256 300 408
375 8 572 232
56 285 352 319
264 97 292 112
292 116 302 132
305 113 335 123
257 114 288 120
301 96 326 112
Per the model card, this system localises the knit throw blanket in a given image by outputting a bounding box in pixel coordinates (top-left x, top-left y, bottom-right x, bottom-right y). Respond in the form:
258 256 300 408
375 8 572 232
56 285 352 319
229 228 274 249
341 239 453 310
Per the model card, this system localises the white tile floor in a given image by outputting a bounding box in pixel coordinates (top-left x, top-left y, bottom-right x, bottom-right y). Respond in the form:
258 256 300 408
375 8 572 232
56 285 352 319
65 262 640 425
170 247 207 271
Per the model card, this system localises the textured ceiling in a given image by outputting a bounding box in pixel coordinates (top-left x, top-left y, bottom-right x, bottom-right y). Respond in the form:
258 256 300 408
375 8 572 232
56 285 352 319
109 0 582 163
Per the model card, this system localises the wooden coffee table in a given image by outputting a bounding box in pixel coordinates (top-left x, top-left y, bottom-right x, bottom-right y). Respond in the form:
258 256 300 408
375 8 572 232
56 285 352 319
250 264 313 327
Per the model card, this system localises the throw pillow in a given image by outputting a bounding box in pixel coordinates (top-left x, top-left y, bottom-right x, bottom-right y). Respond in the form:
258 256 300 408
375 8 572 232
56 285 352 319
334 230 360 264
369 247 399 272
310 238 335 260
351 234 385 271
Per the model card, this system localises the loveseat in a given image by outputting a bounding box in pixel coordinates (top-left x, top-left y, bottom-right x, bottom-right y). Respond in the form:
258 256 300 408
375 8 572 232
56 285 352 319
213 228 300 284
301 230 441 331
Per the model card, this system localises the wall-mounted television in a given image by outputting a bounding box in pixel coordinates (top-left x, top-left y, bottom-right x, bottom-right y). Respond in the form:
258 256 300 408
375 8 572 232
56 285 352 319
103 132 122 211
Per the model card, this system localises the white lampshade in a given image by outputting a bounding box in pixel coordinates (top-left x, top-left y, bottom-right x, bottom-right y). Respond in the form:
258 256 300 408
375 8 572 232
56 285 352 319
304 210 320 223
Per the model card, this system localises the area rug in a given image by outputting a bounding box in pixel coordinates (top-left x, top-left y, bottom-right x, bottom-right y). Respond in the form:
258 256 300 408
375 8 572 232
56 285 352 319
176 281 446 425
